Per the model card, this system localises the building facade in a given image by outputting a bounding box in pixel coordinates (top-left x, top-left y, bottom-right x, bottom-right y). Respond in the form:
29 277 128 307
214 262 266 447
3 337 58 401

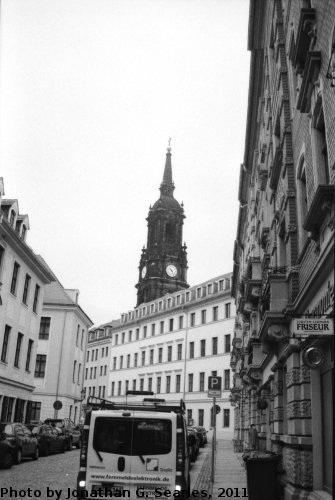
31 278 93 423
85 274 235 436
0 180 54 422
231 2 334 500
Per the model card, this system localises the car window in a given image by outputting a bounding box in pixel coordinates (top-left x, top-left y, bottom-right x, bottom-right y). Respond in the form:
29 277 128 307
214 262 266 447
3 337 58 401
3 424 13 435
93 417 172 456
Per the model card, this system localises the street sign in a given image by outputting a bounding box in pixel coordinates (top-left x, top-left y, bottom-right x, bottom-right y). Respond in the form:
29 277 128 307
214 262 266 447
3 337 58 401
211 404 221 414
53 400 62 410
208 376 222 397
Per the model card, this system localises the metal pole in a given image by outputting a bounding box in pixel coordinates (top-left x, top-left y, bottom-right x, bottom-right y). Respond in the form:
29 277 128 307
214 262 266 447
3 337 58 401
211 396 216 484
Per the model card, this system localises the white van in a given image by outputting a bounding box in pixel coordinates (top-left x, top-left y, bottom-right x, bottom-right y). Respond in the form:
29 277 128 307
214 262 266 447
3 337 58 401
77 393 194 499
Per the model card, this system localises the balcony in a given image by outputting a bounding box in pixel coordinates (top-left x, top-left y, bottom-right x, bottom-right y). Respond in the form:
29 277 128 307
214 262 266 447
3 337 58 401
296 51 321 112
292 8 316 70
303 184 335 238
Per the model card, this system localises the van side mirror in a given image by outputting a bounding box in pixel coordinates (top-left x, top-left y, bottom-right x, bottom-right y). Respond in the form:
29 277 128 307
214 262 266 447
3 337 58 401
188 435 196 446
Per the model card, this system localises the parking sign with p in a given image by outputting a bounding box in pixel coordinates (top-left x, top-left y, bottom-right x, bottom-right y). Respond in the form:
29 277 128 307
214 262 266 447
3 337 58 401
208 376 222 397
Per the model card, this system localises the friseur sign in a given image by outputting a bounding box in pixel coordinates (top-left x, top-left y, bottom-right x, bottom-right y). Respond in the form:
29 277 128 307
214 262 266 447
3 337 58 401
292 318 333 336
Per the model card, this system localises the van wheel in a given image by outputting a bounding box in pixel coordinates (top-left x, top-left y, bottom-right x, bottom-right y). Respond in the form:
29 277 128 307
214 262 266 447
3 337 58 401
3 452 13 469
14 448 22 465
67 438 72 451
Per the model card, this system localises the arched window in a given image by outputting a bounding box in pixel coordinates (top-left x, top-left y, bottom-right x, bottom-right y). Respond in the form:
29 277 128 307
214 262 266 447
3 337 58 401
165 223 175 243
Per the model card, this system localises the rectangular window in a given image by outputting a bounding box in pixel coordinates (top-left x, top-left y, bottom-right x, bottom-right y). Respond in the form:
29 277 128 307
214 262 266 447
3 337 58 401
141 351 146 366
190 313 195 327
76 325 80 346
169 318 174 332
102 348 105 357
90 367 93 379
187 409 193 425
225 303 231 318
127 354 130 368
160 321 164 334
158 347 163 363
148 377 152 392
213 306 218 321
115 334 118 345
72 361 77 382
134 353 138 367
128 330 132 342
95 349 98 360
132 379 136 391
223 409 230 428
39 317 51 340
33 284 40 313
157 376 161 394
91 350 94 361
140 378 144 391
219 280 224 291
14 332 23 367
113 357 116 370
0 246 5 271
122 332 125 343
10 261 20 295
104 365 107 376
198 409 204 427
176 374 181 393
120 356 123 369
199 372 205 391
102 386 105 398
81 330 84 349
212 337 218 355
136 328 139 340
125 380 129 393
201 310 206 324
179 316 183 329
85 368 88 380
211 370 217 376
86 351 89 362
167 345 172 362
105 346 108 357
25 339 33 372
143 326 147 338
1 325 11 362
225 334 231 353
224 369 230 390
177 343 182 360
150 349 154 364
118 381 121 396
188 373 193 392
78 363 81 384
166 375 171 393
100 366 103 376
151 324 155 336
111 382 115 396
200 339 206 357
189 342 194 359
22 274 31 304
196 287 201 298
34 354 46 378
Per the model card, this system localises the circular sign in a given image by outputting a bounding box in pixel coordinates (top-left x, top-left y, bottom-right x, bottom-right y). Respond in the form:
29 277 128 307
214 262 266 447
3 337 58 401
53 400 62 410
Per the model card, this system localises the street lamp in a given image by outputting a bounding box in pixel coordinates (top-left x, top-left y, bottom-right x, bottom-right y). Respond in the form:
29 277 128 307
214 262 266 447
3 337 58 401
79 388 86 424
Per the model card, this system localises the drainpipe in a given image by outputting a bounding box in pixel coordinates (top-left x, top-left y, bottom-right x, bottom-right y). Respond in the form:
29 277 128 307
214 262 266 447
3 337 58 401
54 311 68 418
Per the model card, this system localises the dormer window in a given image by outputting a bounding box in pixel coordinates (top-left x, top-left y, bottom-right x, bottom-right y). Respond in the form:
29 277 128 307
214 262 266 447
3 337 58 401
10 210 16 227
176 295 181 305
196 287 201 298
207 284 213 294
21 225 27 240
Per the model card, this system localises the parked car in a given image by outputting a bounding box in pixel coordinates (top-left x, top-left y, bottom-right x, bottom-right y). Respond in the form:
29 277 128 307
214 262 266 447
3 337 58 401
187 427 199 462
0 433 15 469
44 418 81 450
0 423 39 464
194 426 208 446
30 424 66 456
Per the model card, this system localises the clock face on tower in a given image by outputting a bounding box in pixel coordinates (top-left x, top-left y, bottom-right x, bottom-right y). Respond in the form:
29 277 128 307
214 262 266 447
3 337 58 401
141 266 147 278
166 264 177 278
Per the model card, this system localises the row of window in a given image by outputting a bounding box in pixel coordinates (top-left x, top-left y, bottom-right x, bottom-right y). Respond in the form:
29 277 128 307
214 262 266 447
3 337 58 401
120 279 232 324
39 317 86 351
86 345 109 363
110 370 231 396
112 335 231 370
0 248 41 312
86 385 106 399
1 325 34 372
187 408 230 428
85 364 108 380
113 304 232 346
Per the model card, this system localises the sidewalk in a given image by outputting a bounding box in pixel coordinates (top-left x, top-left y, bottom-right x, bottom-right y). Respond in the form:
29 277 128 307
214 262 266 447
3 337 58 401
211 439 248 500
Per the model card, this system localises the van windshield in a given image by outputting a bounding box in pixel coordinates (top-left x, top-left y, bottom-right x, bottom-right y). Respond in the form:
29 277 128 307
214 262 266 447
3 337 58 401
93 417 172 455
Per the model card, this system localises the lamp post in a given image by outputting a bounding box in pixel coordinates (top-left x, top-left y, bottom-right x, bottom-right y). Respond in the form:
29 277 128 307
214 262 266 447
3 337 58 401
79 388 86 424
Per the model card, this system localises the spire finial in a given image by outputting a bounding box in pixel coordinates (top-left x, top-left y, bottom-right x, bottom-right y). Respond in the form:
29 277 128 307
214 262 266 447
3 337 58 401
167 137 172 153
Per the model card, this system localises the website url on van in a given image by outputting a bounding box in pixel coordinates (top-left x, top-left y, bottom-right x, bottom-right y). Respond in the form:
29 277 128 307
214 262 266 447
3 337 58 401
91 474 170 482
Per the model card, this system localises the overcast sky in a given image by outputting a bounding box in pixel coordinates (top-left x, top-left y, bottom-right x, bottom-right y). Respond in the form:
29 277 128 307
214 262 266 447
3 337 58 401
0 0 250 326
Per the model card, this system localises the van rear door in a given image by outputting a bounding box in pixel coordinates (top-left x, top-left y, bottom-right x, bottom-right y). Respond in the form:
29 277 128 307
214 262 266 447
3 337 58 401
86 410 176 498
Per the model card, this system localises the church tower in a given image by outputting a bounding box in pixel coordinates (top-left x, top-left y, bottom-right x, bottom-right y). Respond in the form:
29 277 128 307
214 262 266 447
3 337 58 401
136 143 189 306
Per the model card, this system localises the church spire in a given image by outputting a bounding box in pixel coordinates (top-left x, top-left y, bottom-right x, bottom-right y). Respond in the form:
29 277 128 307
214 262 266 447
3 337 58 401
160 138 175 197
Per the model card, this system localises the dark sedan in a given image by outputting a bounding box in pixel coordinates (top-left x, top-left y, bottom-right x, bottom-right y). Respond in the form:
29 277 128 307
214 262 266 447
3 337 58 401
0 433 15 468
30 424 66 456
194 426 208 446
0 423 39 464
